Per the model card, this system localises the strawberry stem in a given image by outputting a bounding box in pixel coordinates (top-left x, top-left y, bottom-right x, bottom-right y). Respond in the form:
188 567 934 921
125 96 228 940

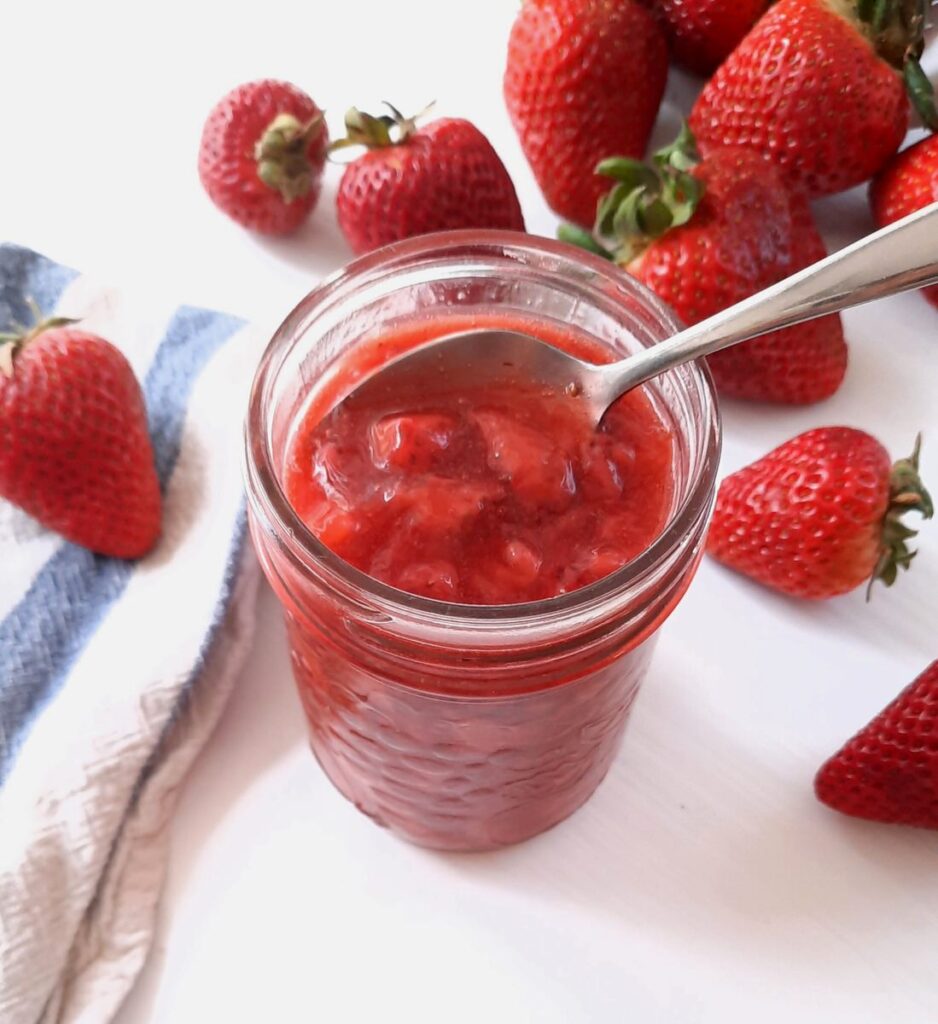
904 57 938 130
868 433 934 598
855 0 937 128
557 122 704 265
557 224 613 259
254 112 324 203
329 102 435 155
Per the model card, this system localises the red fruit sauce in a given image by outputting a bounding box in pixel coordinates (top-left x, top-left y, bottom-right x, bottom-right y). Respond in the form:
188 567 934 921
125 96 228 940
285 314 674 604
251 305 702 851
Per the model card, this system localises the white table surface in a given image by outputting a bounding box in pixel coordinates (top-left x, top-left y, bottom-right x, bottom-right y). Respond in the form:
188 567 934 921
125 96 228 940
3 2 938 1021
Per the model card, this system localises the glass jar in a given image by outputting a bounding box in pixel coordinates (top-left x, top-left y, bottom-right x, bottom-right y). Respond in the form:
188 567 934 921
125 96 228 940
244 231 721 852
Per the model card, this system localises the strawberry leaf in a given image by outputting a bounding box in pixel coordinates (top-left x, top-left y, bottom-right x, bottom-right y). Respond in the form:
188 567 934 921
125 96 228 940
641 196 674 236
595 157 658 192
868 433 934 598
904 57 938 131
557 224 612 259
611 188 633 234
652 121 700 173
591 124 704 261
597 183 630 236
329 103 429 155
663 173 703 227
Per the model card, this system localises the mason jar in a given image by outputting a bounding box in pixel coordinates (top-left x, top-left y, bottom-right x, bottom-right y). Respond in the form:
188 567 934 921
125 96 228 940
244 231 720 851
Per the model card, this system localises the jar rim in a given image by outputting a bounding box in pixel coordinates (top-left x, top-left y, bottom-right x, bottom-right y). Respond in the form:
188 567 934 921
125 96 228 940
244 229 722 625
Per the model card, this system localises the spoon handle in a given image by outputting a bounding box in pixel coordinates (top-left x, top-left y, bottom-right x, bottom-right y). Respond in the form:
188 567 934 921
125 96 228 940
604 201 938 400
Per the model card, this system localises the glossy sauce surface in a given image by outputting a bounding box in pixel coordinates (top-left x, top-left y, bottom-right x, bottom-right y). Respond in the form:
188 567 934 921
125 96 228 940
285 315 675 604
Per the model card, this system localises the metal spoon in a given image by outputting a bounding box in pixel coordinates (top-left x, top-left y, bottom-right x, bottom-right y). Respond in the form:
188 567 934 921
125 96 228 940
339 203 938 425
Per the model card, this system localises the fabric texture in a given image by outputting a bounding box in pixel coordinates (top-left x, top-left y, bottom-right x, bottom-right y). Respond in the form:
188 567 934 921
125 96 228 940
0 244 262 1024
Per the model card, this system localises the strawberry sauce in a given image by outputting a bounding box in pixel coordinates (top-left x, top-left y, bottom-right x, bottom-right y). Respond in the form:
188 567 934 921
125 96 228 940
285 315 674 604
250 304 704 850
247 235 719 851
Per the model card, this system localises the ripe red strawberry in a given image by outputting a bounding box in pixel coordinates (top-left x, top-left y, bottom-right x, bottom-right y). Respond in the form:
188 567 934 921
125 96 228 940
708 428 933 599
870 134 938 309
689 0 938 198
560 127 847 403
333 106 525 256
645 0 771 75
198 79 328 235
0 316 160 559
815 660 938 829
504 0 668 227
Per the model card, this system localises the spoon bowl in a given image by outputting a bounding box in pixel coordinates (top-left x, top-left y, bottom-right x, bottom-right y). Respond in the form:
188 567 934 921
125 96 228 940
339 327 613 422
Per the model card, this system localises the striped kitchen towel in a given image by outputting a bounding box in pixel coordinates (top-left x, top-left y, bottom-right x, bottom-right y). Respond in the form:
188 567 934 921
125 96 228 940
0 244 261 1024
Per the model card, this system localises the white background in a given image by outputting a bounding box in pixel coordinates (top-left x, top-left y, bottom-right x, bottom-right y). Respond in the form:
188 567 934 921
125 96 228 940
3 2 938 1021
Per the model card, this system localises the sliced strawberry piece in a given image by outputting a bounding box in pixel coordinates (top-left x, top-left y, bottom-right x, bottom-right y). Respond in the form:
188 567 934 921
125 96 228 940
391 476 504 532
502 539 543 585
471 409 575 511
578 436 639 501
305 504 360 555
309 437 362 508
370 412 455 471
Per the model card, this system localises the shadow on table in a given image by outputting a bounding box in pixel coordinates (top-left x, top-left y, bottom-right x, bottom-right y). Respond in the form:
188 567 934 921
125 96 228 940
245 177 352 283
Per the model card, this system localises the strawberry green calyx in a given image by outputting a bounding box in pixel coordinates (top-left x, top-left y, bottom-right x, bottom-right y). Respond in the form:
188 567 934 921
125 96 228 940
855 0 938 129
254 112 324 202
558 123 705 265
0 307 78 377
870 433 935 596
903 58 938 131
557 223 611 258
329 103 432 153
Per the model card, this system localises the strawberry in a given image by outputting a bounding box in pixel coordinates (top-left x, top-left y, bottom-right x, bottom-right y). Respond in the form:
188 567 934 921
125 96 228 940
198 79 328 235
332 106 525 256
689 0 938 198
560 126 848 403
870 133 938 309
645 0 771 76
503 0 668 227
708 428 933 599
0 314 160 559
815 660 938 830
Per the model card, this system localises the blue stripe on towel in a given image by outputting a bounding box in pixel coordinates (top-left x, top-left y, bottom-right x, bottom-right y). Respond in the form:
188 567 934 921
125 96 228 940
0 243 79 332
0 304 245 782
86 501 250 923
